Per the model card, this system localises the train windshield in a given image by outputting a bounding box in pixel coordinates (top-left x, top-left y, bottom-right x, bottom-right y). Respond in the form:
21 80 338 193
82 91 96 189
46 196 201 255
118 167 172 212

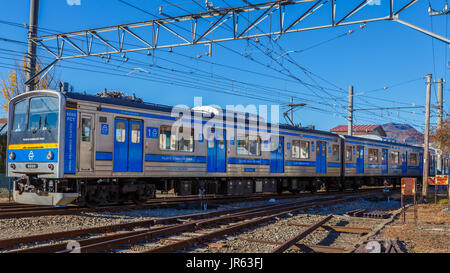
10 95 59 144
28 96 59 132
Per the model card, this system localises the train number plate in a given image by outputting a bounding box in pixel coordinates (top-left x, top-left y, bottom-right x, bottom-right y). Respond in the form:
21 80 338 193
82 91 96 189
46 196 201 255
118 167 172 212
26 164 38 169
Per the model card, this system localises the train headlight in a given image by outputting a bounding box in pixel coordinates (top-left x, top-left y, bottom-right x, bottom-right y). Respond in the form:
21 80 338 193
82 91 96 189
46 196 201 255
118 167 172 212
10 164 16 169
48 164 54 170
8 152 15 160
46 151 54 160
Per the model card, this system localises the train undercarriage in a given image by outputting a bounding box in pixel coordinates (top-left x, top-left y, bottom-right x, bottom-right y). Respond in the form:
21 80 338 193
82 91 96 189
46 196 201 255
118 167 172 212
12 175 411 206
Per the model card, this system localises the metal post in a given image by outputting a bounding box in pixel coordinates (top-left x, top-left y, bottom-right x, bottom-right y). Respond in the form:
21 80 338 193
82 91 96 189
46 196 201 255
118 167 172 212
437 78 444 175
25 0 39 92
8 177 11 203
348 86 354 136
422 74 432 200
437 78 444 128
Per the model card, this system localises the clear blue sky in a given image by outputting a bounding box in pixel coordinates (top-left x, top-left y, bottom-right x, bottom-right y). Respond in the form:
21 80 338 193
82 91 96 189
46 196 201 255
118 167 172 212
0 0 448 132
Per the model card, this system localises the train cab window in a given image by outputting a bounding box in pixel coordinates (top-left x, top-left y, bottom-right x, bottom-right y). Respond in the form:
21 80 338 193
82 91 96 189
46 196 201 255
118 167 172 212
237 135 261 156
409 153 418 165
115 121 126 143
28 96 59 131
368 148 378 163
12 99 28 132
131 123 141 143
345 146 353 161
331 144 340 161
292 140 310 159
81 117 92 142
390 151 399 164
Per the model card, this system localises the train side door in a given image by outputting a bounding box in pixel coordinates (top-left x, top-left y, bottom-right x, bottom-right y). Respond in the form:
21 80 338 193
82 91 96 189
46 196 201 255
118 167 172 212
128 120 143 172
381 149 388 174
113 119 144 172
270 136 284 173
207 130 226 173
316 141 327 174
113 119 128 172
402 152 407 175
79 114 94 171
356 146 364 174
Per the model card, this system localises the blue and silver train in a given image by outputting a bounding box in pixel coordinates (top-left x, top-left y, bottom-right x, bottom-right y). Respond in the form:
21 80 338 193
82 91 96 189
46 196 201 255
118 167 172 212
6 89 437 206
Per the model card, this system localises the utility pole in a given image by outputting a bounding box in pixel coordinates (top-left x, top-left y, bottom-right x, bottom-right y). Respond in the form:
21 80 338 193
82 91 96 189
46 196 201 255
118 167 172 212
437 78 444 174
437 78 444 128
422 74 432 200
284 98 307 126
348 86 354 136
25 0 39 92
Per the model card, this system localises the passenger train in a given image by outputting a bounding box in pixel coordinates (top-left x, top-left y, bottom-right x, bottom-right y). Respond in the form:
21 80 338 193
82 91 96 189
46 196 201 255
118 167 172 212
6 89 442 206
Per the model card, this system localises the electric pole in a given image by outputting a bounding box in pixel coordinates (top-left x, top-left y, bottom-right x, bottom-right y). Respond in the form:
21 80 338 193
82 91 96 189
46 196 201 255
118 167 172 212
437 78 444 128
422 74 432 200
25 0 39 92
437 78 444 174
348 85 354 136
284 97 307 126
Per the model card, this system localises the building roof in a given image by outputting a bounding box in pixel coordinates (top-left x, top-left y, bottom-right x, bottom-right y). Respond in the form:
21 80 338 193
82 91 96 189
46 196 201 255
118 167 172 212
330 125 381 132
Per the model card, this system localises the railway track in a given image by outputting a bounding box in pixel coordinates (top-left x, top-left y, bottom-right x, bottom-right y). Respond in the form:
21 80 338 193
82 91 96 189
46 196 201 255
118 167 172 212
0 187 391 219
1 190 381 253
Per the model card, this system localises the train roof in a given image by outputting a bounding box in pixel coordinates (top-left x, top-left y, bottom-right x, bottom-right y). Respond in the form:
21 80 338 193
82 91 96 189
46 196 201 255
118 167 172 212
63 91 423 150
64 91 339 138
341 134 423 150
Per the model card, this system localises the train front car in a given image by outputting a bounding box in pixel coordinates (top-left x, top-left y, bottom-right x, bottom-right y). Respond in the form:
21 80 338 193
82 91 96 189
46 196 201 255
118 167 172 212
7 90 79 205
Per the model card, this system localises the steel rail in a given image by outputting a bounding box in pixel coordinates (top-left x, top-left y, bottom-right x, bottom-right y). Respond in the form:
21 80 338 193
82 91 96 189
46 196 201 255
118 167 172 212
1 193 339 251
272 214 333 253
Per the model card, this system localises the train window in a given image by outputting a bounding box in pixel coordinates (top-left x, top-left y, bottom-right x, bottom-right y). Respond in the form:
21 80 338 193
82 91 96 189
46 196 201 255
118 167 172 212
159 126 194 152
177 127 194 152
28 96 59 132
237 135 261 156
81 117 92 142
390 151 399 164
292 140 310 159
237 135 248 155
409 153 418 165
331 144 340 161
159 126 176 151
115 121 126 143
346 146 353 161
368 148 378 162
208 132 215 148
131 123 141 143
12 99 28 132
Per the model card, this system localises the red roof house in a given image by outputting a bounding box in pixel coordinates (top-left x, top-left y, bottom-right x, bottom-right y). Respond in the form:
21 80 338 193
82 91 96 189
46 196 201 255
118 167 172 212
330 125 386 137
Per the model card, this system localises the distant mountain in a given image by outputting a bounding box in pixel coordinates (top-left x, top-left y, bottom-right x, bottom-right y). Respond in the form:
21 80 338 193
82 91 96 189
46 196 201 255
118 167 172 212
382 123 423 145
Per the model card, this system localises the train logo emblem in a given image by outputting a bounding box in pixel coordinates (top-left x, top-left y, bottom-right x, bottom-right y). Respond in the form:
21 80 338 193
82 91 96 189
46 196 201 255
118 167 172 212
28 151 34 161
101 124 109 135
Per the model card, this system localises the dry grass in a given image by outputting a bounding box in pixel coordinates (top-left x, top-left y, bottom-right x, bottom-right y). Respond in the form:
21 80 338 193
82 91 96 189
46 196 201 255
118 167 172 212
382 203 450 253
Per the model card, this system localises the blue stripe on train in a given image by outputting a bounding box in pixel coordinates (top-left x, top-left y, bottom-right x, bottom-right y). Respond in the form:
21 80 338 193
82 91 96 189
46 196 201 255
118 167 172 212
145 154 206 163
285 160 315 167
96 152 113 160
228 158 270 165
8 148 58 163
285 161 340 168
